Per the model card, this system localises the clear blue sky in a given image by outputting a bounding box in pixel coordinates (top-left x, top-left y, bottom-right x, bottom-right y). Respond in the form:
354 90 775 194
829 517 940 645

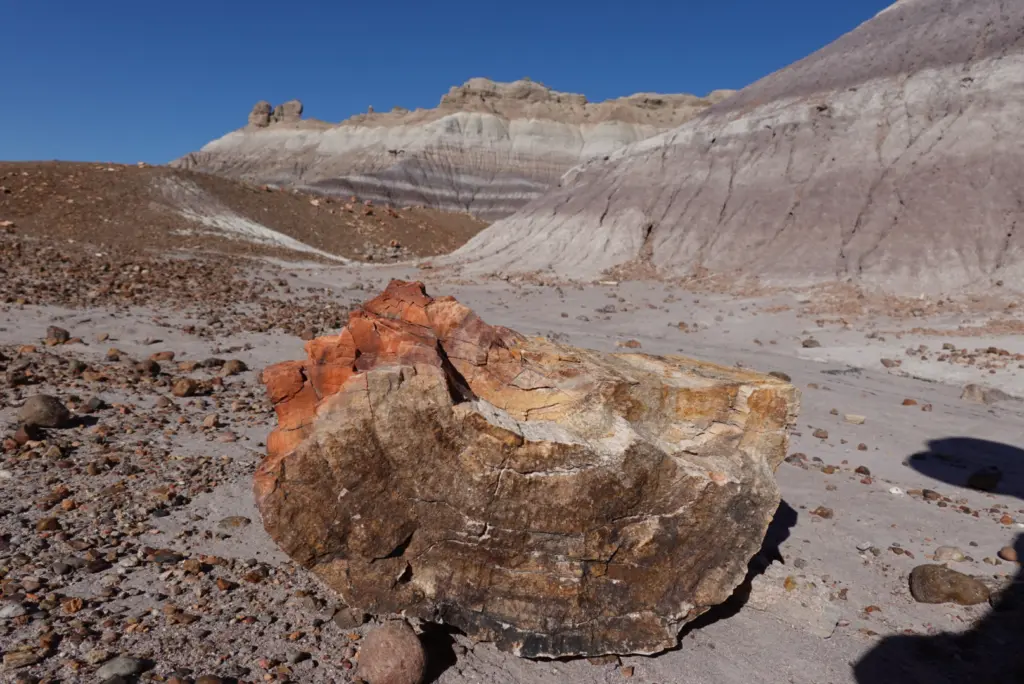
1 0 893 164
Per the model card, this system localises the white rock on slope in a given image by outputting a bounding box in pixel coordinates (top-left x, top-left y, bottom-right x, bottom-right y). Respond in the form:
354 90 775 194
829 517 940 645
172 79 733 220
447 0 1024 295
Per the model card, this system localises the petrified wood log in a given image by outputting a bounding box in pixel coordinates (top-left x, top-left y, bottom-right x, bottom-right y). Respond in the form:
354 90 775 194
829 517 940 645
256 280 799 657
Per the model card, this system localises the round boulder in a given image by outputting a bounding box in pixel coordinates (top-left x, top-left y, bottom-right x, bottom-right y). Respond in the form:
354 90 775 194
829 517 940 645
357 621 426 684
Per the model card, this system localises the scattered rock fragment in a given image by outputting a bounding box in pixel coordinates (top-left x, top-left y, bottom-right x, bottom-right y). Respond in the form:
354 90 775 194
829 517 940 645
961 384 1016 404
45 326 70 344
96 656 147 680
332 606 369 630
3 650 41 668
933 546 966 562
136 359 161 376
998 546 1018 562
909 565 990 605
36 516 60 532
216 516 251 531
17 394 71 428
172 378 199 397
81 395 106 413
220 359 248 376
0 601 28 619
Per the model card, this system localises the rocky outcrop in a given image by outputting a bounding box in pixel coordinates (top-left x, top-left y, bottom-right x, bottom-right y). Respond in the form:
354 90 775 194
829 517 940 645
248 100 304 128
272 100 303 124
173 79 732 219
448 0 1024 294
255 280 799 657
248 101 272 127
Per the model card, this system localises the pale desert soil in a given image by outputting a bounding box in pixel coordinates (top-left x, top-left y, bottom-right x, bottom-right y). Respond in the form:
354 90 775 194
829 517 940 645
2 238 1023 683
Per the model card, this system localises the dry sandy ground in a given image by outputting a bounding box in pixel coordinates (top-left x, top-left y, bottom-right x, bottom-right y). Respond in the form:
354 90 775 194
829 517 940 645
2 249 1023 683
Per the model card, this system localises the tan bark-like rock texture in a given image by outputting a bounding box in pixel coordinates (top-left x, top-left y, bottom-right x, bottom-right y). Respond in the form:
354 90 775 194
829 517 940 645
256 280 799 657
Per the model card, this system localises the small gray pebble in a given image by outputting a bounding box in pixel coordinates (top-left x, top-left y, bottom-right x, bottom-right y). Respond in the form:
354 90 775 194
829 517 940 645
96 656 146 679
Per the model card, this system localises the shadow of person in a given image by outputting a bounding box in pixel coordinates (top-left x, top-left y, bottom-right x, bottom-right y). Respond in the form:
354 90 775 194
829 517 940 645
907 437 1024 500
853 437 1024 684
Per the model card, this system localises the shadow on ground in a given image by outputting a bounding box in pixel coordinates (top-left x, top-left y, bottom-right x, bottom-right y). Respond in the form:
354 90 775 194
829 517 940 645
907 437 1024 499
420 622 461 682
854 437 1024 684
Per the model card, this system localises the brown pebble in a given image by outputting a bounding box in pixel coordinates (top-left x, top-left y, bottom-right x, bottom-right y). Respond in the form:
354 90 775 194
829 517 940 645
909 564 990 605
172 378 199 398
36 516 60 532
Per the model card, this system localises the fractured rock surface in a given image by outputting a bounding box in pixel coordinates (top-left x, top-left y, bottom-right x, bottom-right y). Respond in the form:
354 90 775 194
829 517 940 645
255 280 799 657
174 79 732 219
449 0 1024 293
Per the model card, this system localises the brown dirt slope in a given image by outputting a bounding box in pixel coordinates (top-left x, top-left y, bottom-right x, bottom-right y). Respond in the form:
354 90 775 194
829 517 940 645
0 161 486 262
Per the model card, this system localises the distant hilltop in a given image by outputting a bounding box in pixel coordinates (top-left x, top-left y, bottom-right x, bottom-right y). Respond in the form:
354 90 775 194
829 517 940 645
445 0 1024 295
173 78 734 219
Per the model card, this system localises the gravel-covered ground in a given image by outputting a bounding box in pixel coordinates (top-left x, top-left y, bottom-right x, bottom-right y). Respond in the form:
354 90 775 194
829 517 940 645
3 231 1024 683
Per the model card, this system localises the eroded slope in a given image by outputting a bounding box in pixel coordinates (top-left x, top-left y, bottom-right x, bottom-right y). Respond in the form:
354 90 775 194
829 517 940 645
449 0 1024 294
